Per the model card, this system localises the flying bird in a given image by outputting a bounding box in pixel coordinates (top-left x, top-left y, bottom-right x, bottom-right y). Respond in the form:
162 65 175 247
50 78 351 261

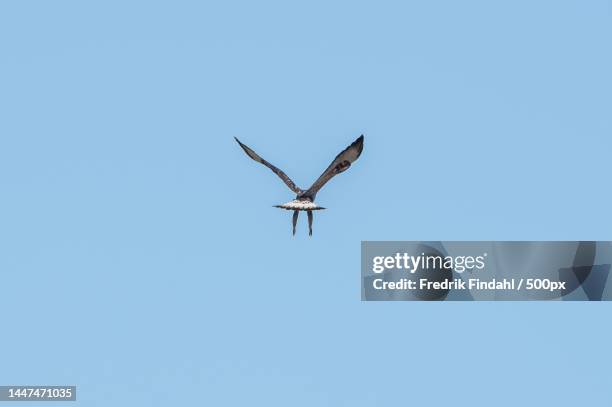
235 135 364 236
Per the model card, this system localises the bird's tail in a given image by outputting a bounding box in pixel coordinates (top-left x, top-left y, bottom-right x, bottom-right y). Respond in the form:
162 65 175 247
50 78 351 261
275 199 325 211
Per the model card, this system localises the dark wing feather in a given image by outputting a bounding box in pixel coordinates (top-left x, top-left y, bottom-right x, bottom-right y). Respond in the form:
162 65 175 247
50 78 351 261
234 137 302 194
304 135 364 197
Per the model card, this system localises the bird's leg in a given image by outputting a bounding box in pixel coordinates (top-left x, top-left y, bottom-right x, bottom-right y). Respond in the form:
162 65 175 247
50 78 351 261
292 210 299 236
307 211 313 236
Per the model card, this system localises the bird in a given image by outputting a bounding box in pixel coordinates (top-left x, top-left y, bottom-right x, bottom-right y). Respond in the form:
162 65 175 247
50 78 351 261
235 135 364 236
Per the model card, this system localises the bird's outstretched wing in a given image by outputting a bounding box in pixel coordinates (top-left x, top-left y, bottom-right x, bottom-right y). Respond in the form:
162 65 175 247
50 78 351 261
304 135 364 197
235 137 302 194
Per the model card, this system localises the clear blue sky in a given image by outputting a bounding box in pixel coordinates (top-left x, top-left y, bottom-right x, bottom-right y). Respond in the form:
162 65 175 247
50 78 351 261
1 1 611 405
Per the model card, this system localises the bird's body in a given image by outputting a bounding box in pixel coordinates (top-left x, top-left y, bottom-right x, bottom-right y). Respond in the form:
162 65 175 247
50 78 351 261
235 135 364 236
